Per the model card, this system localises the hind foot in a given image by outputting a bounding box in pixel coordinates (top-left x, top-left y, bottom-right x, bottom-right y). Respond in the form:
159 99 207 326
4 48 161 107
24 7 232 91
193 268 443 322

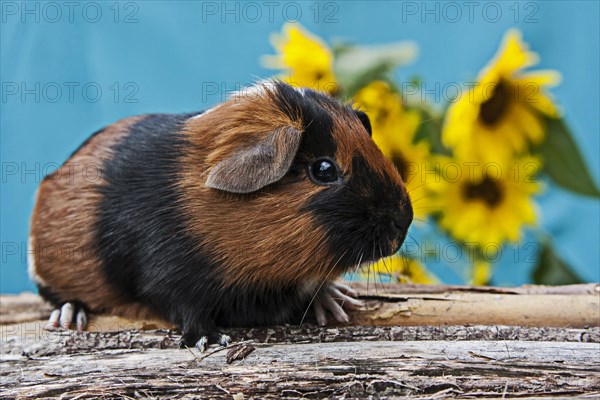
47 301 88 332
180 330 231 352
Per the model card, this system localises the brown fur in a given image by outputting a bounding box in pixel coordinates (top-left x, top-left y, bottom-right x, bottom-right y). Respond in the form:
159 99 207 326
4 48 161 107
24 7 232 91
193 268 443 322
178 91 331 290
30 116 158 319
322 98 409 256
178 87 406 291
30 84 408 321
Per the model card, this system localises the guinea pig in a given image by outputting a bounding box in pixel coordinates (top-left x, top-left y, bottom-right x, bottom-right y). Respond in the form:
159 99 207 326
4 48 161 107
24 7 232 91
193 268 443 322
29 81 413 350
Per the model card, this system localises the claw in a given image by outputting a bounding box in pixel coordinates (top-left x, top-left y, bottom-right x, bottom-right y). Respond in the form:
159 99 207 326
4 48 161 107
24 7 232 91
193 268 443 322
75 308 88 332
330 286 363 310
321 292 350 323
182 327 231 352
332 281 359 298
217 333 231 347
46 302 88 331
47 309 61 329
59 303 74 329
195 336 209 352
313 281 363 325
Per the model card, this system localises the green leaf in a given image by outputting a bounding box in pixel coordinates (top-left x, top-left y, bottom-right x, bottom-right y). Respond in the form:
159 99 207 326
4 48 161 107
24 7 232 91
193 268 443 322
538 117 600 197
332 41 418 98
532 241 583 285
412 106 449 155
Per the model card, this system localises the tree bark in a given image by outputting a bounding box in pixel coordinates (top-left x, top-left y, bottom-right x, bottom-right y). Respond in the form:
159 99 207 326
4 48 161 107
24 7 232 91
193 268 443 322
1 284 599 399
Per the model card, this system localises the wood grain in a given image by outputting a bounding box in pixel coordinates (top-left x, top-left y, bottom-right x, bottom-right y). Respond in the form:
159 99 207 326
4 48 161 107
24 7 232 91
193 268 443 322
1 284 599 399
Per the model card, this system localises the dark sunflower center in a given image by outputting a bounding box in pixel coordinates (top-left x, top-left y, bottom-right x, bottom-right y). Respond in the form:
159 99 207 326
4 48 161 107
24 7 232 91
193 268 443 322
463 176 503 208
391 151 409 182
479 80 511 127
374 108 389 126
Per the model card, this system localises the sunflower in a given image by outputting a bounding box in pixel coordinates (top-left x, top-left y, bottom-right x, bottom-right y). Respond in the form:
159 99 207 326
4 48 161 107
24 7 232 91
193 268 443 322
354 81 432 218
366 255 437 284
263 23 337 94
443 29 561 162
429 156 541 245
472 259 492 286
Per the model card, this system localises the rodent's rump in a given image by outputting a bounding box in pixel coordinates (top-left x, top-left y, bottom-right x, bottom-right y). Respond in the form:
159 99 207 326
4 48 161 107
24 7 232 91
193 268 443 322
29 81 413 349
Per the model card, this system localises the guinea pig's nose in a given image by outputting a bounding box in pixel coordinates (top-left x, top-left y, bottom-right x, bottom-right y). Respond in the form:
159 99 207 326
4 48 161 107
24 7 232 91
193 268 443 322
387 206 413 239
389 214 407 236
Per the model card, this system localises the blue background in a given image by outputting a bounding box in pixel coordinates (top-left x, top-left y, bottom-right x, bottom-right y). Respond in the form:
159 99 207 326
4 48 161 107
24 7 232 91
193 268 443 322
1 1 598 293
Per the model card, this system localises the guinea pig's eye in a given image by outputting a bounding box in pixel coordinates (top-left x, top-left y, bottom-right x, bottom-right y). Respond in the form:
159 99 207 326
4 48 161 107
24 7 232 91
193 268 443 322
309 158 340 185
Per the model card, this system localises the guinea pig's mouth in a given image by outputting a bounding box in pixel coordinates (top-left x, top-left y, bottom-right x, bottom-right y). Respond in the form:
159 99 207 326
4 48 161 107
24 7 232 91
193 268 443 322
371 235 406 262
316 196 414 274
388 234 407 257
337 227 409 272
377 208 412 256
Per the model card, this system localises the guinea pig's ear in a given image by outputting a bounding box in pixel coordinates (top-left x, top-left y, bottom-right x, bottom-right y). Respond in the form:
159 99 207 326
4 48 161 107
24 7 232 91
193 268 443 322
205 126 303 193
355 110 372 136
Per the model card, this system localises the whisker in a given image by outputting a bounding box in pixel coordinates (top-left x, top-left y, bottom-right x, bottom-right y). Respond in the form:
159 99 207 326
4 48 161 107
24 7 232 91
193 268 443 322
348 253 363 284
366 259 371 297
408 193 433 205
369 238 377 296
376 244 390 294
400 252 411 284
411 206 437 213
412 218 434 227
299 248 349 327
380 254 392 276
340 252 364 309
406 181 434 196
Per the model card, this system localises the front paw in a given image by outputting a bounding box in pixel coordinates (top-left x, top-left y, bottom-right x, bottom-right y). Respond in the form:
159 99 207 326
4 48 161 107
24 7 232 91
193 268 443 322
180 330 231 352
313 281 363 326
46 301 88 332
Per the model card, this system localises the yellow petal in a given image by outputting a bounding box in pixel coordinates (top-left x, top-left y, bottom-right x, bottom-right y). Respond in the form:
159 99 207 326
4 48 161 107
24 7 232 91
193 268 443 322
493 29 539 75
516 70 562 87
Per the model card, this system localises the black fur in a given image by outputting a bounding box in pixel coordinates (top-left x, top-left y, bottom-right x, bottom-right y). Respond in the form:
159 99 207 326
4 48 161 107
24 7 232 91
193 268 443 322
87 84 409 348
354 110 372 136
278 86 411 269
272 83 337 158
94 113 311 347
272 84 341 188
304 154 412 271
37 284 62 306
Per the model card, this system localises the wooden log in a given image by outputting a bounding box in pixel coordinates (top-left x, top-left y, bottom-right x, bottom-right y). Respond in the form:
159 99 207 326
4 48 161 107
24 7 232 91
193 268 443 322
2 283 598 330
1 284 599 398
2 335 599 399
